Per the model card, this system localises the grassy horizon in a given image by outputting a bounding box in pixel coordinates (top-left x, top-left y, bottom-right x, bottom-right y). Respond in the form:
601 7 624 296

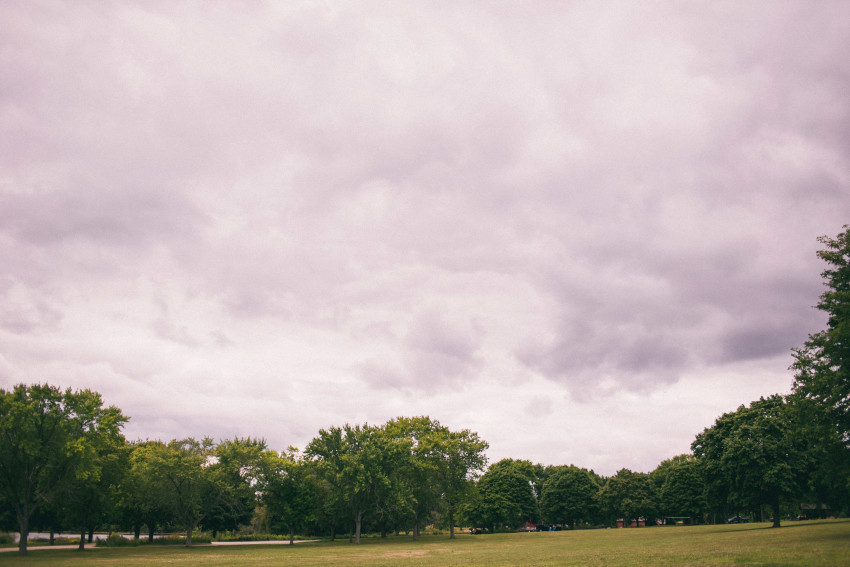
1 520 848 566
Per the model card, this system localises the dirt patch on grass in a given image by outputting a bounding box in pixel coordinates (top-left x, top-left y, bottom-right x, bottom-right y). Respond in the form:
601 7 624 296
379 550 429 558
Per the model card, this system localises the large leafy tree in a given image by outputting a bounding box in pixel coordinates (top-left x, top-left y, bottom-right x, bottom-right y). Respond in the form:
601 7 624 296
118 441 175 541
383 416 440 540
539 465 600 528
792 225 850 440
466 459 537 532
201 437 267 537
139 437 218 546
429 426 488 538
692 395 806 527
600 469 656 527
60 435 130 550
791 226 850 512
0 383 127 555
651 455 705 522
262 447 318 543
306 423 409 544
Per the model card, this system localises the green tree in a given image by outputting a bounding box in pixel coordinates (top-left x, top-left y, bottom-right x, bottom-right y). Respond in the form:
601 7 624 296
792 225 850 440
200 437 267 537
118 440 176 541
262 447 317 543
383 416 440 540
467 459 537 532
539 465 600 528
430 426 488 538
600 469 656 527
306 423 409 544
791 226 850 514
651 455 705 522
692 395 806 527
0 383 127 555
61 436 130 549
140 437 218 545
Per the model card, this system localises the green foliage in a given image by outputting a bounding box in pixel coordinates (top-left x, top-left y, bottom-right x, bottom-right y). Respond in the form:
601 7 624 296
96 533 140 547
692 395 807 527
651 455 706 521
600 469 657 527
792 225 850 440
539 465 600 527
465 458 538 531
0 383 127 555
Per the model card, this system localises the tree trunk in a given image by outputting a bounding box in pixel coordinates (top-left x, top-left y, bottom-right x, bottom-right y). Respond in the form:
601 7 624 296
17 510 29 555
79 526 86 551
185 522 193 546
771 495 781 528
355 510 362 545
148 522 156 543
134 523 141 540
413 520 419 541
88 527 94 543
49 529 55 545
289 523 294 545
449 508 455 539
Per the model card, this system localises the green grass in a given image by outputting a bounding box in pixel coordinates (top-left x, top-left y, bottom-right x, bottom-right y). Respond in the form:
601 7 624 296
1 520 848 566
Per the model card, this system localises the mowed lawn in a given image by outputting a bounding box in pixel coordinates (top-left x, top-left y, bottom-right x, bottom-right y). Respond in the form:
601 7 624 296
2 520 849 566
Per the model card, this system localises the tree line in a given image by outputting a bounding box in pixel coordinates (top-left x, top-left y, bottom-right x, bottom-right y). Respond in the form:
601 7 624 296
2 227 849 555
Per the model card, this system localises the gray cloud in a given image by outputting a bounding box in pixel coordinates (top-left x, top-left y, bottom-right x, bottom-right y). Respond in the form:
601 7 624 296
1 1 849 474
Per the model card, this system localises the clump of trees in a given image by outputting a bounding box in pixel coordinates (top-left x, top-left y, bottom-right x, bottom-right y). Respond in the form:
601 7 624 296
2 226 849 554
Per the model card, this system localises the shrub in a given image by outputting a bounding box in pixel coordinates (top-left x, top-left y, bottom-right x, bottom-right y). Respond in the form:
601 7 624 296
96 534 140 547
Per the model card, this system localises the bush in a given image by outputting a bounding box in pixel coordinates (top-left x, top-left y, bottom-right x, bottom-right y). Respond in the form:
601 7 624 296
146 533 212 545
0 533 13 545
215 533 289 542
96 534 140 547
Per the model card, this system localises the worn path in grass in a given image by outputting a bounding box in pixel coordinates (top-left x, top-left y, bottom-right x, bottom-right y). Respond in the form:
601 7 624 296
0 520 848 566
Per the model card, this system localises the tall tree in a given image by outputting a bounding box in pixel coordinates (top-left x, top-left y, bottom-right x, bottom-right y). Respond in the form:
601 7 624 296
430 427 488 538
600 469 656 527
0 383 127 555
692 395 806 527
651 455 705 522
118 440 176 542
792 225 850 440
306 423 408 544
262 447 317 544
539 465 600 528
140 437 218 546
466 459 537 532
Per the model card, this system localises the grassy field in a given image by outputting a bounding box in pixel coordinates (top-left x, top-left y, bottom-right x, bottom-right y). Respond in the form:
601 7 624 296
1 520 848 566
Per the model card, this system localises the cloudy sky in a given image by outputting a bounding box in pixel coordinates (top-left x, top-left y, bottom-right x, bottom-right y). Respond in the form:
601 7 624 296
2 1 849 476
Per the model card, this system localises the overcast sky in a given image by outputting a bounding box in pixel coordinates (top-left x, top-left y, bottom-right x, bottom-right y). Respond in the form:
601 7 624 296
2 1 849 476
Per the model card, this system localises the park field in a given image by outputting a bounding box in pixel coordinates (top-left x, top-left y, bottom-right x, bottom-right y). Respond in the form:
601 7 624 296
1 520 849 566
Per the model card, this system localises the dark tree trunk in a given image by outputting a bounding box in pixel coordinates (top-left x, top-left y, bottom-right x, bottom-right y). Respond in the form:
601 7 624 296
78 526 86 551
134 523 141 540
49 530 55 545
17 509 29 555
88 527 94 543
289 523 294 545
449 509 455 539
355 511 362 545
771 495 782 528
148 522 156 543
